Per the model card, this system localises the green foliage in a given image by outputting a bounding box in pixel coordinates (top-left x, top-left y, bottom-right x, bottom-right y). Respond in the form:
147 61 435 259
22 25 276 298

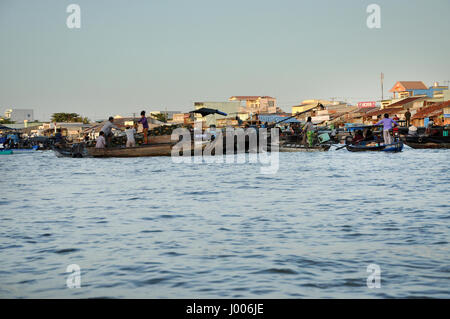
51 113 90 124
151 113 168 123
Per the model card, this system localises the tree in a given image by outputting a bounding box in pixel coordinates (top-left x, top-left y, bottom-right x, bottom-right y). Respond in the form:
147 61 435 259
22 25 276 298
51 113 90 123
151 112 168 123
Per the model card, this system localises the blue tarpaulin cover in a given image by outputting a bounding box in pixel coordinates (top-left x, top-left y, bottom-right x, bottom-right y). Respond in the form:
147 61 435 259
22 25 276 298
258 115 301 123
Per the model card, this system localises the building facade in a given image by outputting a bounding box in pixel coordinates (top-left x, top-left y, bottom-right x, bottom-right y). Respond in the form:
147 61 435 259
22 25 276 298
4 109 34 122
229 96 278 114
389 81 448 99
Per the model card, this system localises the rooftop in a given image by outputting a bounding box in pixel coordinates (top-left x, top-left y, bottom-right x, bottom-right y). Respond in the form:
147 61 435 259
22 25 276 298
412 100 450 119
230 96 275 100
366 107 405 117
390 81 428 92
386 96 424 107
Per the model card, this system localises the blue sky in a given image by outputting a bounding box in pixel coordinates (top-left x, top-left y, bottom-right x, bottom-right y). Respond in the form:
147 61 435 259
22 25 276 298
1 0 449 120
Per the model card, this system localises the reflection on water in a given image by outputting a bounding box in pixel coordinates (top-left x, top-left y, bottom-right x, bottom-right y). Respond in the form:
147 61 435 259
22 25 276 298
0 148 449 298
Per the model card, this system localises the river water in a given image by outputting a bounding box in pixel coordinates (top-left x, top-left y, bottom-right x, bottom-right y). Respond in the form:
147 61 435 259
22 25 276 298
0 147 449 298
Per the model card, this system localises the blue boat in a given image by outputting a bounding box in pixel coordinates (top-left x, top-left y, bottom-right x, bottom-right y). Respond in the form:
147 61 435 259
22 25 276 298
9 145 39 153
346 140 404 152
0 149 13 155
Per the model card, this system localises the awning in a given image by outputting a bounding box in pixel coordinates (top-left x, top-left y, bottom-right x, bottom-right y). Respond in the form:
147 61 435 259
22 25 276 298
258 115 301 123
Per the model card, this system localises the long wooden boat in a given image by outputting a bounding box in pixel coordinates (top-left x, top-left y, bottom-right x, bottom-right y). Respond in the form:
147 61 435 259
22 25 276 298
276 143 331 152
53 141 201 158
403 136 450 149
346 141 404 152
88 143 174 157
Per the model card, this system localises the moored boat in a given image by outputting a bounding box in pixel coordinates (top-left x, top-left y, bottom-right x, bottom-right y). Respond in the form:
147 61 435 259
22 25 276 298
346 140 404 152
402 135 450 149
88 143 174 158
277 143 331 152
9 145 39 153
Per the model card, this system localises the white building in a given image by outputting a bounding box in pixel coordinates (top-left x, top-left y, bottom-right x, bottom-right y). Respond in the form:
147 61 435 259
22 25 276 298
4 109 34 122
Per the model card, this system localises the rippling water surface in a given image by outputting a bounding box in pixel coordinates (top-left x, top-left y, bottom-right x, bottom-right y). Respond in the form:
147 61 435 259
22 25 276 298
0 147 449 298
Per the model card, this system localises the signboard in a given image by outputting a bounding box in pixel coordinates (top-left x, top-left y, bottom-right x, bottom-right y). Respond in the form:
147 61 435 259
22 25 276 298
358 101 376 108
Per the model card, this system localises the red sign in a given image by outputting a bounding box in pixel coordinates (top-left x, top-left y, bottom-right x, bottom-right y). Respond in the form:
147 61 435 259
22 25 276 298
358 101 376 108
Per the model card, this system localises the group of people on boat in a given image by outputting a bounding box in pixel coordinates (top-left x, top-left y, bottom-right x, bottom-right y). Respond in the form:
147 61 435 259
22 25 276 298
348 113 400 146
95 111 149 149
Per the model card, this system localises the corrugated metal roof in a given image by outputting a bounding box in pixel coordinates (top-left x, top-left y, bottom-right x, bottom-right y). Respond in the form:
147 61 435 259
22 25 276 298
386 96 423 107
412 100 450 119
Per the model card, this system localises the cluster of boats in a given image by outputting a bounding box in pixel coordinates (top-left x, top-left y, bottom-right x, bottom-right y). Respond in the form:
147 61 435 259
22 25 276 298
48 124 449 158
2 124 448 158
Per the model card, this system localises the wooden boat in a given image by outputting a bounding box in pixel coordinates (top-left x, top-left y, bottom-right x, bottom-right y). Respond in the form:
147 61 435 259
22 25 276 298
88 143 174 158
53 140 201 158
403 136 450 149
346 140 404 152
276 143 331 152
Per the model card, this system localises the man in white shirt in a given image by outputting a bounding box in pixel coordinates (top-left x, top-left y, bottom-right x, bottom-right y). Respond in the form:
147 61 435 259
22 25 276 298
101 117 119 146
125 126 136 147
96 131 106 148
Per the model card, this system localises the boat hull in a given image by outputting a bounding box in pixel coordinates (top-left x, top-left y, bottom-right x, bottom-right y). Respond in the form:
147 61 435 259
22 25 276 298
0 150 13 155
346 141 404 152
404 142 450 149
402 135 450 149
277 144 331 152
88 143 174 158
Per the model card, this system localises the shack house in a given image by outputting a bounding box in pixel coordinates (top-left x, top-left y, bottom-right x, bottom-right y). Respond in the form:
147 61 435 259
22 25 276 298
387 96 428 111
411 100 450 127
41 122 91 139
445 106 450 125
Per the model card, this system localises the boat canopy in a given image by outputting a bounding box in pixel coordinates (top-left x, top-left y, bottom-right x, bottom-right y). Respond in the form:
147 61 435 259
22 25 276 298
259 115 301 124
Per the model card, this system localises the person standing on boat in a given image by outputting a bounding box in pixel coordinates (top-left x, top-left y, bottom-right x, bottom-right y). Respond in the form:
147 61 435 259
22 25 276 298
95 131 106 148
101 117 119 147
375 113 398 145
405 109 412 127
125 125 136 147
138 111 149 144
302 117 314 146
